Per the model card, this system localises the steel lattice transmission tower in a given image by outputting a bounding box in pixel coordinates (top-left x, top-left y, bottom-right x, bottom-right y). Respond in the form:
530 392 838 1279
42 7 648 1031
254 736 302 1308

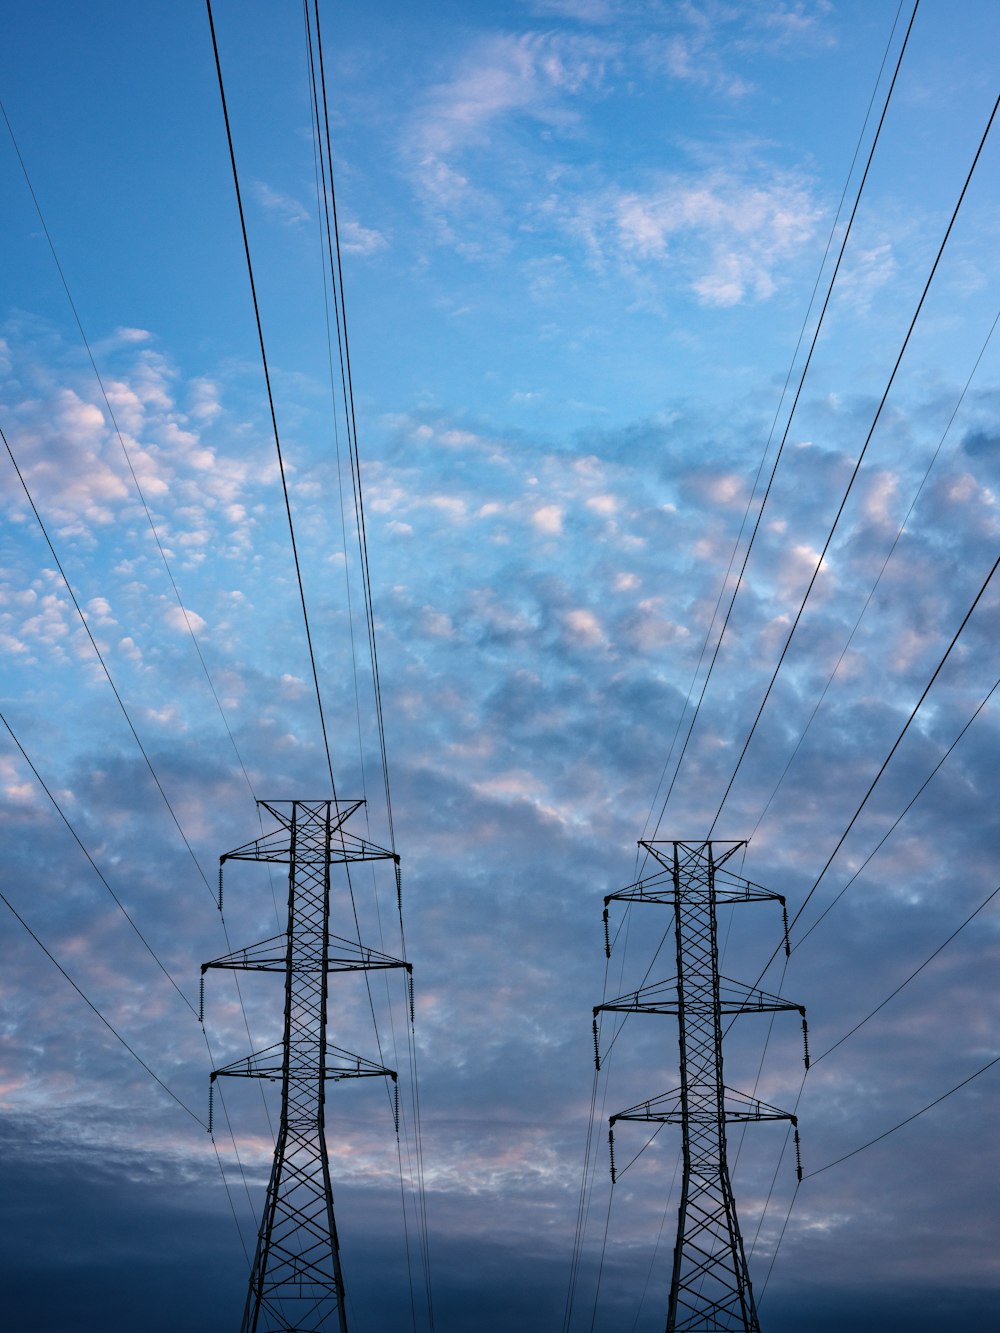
595 840 807 1333
203 799 409 1333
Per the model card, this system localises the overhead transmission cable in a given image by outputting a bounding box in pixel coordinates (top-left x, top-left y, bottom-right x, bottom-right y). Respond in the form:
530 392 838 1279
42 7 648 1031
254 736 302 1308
0 423 213 902
751 965 1000 1295
0 842 258 1256
207 7 432 1324
308 0 396 853
782 547 1000 948
642 0 917 863
301 10 426 1329
0 702 264 1247
747 303 1000 845
0 709 197 1017
707 80 1000 836
792 672 1000 949
2 89 286 932
726 304 1000 1279
303 6 434 1325
805 1054 1000 1179
641 0 920 856
0 96 261 823
5 27 332 1259
206 0 381 1105
814 881 1000 1066
706 537 1000 1073
733 675 1000 1285
1 413 276 1147
206 0 336 795
737 654 1000 1282
0 890 206 1128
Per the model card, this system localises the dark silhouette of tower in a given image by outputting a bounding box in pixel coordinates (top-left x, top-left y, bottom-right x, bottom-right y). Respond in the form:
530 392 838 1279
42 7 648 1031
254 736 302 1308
204 798 408 1333
596 840 806 1333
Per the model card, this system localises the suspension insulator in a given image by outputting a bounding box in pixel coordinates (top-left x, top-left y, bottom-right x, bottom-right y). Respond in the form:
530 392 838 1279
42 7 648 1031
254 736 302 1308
408 971 415 1024
395 864 402 912
603 906 611 959
609 1128 616 1185
794 1127 803 1183
592 1017 601 1071
208 1081 214 1137
199 974 205 1024
801 1016 810 1070
782 901 791 958
218 865 224 913
393 1079 400 1135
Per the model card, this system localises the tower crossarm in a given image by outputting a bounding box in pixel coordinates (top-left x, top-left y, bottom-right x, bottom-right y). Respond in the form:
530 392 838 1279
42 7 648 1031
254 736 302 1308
202 932 411 975
210 1040 397 1083
595 977 803 1018
609 1086 798 1127
606 879 784 910
220 798 397 867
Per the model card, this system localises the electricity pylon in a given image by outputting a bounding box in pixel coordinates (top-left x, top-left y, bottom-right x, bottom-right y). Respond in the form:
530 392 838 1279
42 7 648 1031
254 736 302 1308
203 798 409 1333
595 840 807 1333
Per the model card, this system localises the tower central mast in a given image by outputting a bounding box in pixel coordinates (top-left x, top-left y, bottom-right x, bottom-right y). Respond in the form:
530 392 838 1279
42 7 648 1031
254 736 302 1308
597 840 807 1332
204 798 409 1333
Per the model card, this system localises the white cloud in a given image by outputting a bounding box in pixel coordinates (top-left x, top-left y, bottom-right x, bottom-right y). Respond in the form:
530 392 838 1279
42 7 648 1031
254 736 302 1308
836 241 898 311
414 31 612 160
564 606 604 645
532 503 564 534
252 180 309 227
163 604 206 635
339 219 389 254
113 326 152 344
579 170 820 306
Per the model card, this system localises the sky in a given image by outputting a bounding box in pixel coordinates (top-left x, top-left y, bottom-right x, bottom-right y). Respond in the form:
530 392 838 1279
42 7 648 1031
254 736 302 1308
2 1 1000 1329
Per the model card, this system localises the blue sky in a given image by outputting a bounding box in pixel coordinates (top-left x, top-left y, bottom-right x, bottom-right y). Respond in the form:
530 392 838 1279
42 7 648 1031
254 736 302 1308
2 2 1000 1330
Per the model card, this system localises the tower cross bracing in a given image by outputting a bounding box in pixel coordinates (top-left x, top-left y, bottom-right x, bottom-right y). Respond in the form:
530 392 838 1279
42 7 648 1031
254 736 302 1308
204 799 408 1333
597 840 806 1333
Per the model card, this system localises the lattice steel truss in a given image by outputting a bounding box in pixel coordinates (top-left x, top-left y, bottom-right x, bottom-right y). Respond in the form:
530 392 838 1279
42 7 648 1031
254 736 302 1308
203 799 408 1333
596 840 807 1333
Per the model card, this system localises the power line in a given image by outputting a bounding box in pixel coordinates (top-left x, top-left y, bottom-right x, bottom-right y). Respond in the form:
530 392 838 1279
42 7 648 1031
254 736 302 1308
303 10 434 1327
0 889 206 1129
0 857 257 1259
739 673 1000 1269
0 94 261 820
642 0 920 852
309 0 397 854
0 708 198 1017
707 79 1000 835
4 77 286 941
804 1054 1000 1179
206 0 337 795
747 302 1000 846
793 673 1000 949
813 882 1000 1066
2 417 277 1146
739 685 1000 1284
734 545 1000 1009
0 705 268 1245
1 420 214 901
786 549 1000 942
750 872 1000 1262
